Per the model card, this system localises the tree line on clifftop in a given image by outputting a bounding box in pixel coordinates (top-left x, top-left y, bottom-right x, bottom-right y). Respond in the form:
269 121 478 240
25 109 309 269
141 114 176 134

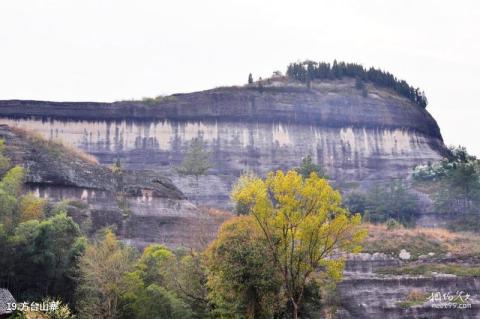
285 60 428 108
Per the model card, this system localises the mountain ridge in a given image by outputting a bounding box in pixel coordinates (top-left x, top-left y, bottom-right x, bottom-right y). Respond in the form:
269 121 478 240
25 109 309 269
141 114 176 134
0 78 443 141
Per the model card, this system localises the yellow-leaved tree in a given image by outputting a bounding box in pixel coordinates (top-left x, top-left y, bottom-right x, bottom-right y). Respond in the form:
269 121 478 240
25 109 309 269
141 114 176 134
231 170 366 319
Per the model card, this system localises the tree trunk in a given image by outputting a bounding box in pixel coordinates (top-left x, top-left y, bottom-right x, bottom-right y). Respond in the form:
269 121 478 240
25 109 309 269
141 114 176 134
195 175 199 205
292 301 299 319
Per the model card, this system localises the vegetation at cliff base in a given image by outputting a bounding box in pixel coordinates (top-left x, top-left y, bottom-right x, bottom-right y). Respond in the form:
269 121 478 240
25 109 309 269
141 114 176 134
205 216 282 318
413 146 480 213
343 180 419 226
0 141 365 319
0 140 85 311
286 60 428 108
413 145 480 231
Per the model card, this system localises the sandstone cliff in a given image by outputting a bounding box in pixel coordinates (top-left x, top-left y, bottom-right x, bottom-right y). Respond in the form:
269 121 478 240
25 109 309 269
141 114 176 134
0 78 446 209
0 125 211 248
338 254 480 318
0 77 470 319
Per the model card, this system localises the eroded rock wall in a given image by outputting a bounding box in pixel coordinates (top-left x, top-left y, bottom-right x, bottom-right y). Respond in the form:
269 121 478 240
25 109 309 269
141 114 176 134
0 118 444 207
0 125 204 248
338 254 480 319
0 79 446 208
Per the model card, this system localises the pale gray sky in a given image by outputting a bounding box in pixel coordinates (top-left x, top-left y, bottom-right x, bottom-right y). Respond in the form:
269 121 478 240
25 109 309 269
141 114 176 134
0 0 478 155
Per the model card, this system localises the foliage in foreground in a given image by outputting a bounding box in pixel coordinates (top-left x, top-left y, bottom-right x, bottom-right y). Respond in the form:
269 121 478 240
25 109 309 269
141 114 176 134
231 170 365 319
205 216 282 318
0 139 85 303
0 131 365 319
75 230 137 319
74 170 365 319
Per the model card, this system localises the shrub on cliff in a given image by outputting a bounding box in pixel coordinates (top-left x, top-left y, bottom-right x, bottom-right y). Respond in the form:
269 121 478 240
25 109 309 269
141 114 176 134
295 154 327 179
177 136 212 203
177 136 211 183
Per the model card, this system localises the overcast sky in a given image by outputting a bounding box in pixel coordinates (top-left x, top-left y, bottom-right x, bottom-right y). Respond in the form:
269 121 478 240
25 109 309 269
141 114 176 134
0 0 478 155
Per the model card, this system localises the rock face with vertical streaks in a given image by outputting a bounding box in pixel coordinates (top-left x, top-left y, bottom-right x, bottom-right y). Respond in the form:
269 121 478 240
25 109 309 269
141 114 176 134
0 125 207 248
0 78 446 208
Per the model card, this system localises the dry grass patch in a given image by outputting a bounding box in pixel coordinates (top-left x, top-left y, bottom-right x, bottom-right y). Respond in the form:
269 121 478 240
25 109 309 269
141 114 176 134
363 223 480 260
11 126 99 165
59 140 99 164
397 289 429 308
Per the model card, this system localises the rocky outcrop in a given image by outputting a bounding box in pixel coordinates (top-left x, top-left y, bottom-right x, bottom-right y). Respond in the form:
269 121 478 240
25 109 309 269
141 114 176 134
337 254 480 319
0 125 208 248
0 79 446 209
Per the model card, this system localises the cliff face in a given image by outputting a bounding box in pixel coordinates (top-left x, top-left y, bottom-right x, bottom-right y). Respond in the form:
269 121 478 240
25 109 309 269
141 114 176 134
0 125 209 248
0 78 446 208
337 254 480 318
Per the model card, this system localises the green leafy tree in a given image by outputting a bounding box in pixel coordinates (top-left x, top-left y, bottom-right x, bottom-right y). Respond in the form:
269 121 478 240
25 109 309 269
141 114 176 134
434 147 480 213
0 166 25 230
27 213 84 299
413 146 480 216
343 192 368 214
1 213 85 301
286 60 428 108
231 170 365 319
0 139 11 174
120 244 193 319
205 216 282 318
121 276 192 319
0 138 83 304
355 77 364 90
18 193 46 223
295 154 326 179
368 181 419 225
248 73 253 84
344 181 419 226
76 229 137 319
166 252 211 318
177 136 211 200
231 171 259 216
135 244 173 285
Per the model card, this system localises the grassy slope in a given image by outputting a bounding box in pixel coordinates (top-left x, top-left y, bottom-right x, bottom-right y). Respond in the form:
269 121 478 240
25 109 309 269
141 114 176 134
363 223 480 260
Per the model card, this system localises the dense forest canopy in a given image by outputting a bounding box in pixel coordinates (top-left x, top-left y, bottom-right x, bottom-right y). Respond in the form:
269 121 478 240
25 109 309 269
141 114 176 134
286 60 428 108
